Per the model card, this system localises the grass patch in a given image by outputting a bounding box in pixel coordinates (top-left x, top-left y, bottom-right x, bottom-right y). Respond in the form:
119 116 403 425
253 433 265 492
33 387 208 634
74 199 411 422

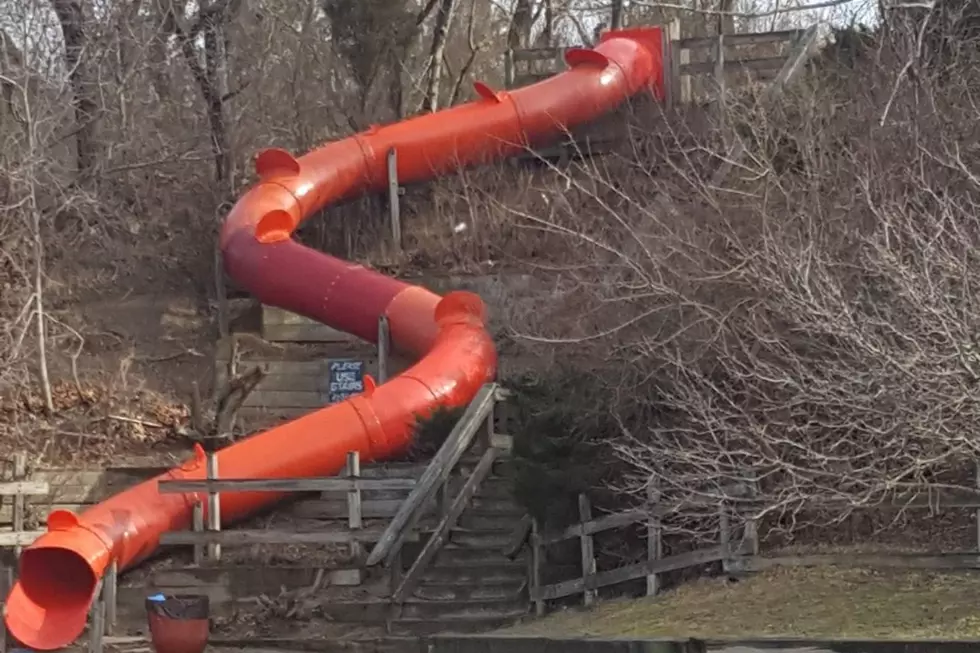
501 566 980 639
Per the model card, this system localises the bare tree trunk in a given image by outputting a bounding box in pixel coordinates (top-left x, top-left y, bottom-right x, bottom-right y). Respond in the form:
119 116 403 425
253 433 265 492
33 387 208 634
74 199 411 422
716 0 735 34
165 0 241 186
386 48 404 120
508 0 533 49
204 17 233 189
17 62 53 414
50 0 97 178
423 0 458 113
448 2 481 105
543 0 555 44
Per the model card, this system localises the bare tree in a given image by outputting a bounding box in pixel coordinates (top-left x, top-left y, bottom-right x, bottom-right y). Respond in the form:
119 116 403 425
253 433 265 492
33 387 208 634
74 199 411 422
423 0 459 112
50 0 97 178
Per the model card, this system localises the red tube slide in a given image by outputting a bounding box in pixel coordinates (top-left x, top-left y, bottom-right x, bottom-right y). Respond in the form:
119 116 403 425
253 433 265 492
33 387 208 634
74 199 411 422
4 27 664 650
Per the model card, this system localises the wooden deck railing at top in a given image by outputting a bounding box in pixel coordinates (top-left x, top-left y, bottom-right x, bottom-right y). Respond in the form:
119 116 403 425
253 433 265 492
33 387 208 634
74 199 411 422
503 22 815 108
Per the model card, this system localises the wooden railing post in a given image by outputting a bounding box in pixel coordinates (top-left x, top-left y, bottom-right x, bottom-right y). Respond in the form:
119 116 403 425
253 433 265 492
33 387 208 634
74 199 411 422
192 501 204 565
386 148 402 253
88 579 105 653
719 496 731 573
12 454 25 558
661 19 677 109
713 33 726 123
206 453 222 562
481 392 495 451
974 459 979 554
744 473 760 558
377 316 390 383
347 451 363 560
530 518 544 616
103 560 118 636
646 483 663 596
0 565 13 653
578 494 597 607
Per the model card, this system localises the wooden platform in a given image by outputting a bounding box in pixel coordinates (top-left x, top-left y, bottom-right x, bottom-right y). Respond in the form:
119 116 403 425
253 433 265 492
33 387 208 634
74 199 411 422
262 305 357 343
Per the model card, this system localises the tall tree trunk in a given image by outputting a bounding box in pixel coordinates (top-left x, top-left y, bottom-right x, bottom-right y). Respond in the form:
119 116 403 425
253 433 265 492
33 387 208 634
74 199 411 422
423 0 458 113
508 0 533 49
166 0 241 187
50 0 97 178
204 17 232 188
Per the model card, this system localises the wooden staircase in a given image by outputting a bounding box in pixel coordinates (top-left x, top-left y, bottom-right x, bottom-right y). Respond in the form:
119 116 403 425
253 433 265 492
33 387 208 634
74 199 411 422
146 383 533 652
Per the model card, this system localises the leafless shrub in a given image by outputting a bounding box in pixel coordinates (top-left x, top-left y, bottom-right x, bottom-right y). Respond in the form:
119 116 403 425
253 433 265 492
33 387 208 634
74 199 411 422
462 24 980 546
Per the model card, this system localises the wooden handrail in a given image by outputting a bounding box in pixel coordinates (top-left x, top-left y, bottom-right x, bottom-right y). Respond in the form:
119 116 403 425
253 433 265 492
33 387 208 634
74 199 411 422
364 383 499 567
675 29 803 50
158 477 415 493
392 446 500 602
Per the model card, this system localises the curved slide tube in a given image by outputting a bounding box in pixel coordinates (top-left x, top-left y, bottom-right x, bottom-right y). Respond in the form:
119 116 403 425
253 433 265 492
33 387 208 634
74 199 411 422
4 27 664 650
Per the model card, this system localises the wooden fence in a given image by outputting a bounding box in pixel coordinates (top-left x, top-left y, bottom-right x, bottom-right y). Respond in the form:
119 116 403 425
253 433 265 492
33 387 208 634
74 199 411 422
157 450 418 566
528 475 980 617
0 454 52 653
160 381 509 602
503 21 816 109
527 488 753 616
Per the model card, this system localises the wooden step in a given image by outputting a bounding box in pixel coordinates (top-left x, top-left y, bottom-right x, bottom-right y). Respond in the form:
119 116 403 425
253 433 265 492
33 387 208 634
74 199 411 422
412 579 526 602
210 635 417 653
420 563 526 584
456 511 525 531
388 612 527 636
314 597 527 622
445 528 513 549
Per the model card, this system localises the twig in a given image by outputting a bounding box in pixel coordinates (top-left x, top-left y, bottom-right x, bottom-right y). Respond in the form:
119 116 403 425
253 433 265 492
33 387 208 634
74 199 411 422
106 415 166 429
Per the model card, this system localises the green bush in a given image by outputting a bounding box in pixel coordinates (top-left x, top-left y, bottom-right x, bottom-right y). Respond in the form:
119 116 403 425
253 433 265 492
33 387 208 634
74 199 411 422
404 404 467 461
502 368 618 528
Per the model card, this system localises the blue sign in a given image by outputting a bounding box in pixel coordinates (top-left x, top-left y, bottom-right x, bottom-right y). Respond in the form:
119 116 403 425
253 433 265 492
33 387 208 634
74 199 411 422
325 359 365 403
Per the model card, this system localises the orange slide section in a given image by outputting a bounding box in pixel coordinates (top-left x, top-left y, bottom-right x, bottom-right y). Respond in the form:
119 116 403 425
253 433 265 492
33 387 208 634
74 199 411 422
4 27 664 650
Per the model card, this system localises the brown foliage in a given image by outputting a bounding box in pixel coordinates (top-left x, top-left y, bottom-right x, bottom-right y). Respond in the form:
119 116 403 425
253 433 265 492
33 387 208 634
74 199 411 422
441 28 980 547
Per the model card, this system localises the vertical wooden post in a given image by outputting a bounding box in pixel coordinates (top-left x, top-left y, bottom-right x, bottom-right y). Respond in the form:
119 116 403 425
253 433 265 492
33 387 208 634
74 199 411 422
206 453 221 562
744 474 760 557
975 460 980 553
610 0 625 29
12 454 25 558
192 500 205 565
0 566 13 653
377 316 390 383
504 49 515 88
389 546 404 597
661 21 676 109
719 497 731 573
646 483 663 596
482 393 495 451
103 560 118 636
438 479 451 518
386 149 402 253
530 518 544 616
578 494 597 607
347 451 363 560
88 579 105 653
668 18 691 106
